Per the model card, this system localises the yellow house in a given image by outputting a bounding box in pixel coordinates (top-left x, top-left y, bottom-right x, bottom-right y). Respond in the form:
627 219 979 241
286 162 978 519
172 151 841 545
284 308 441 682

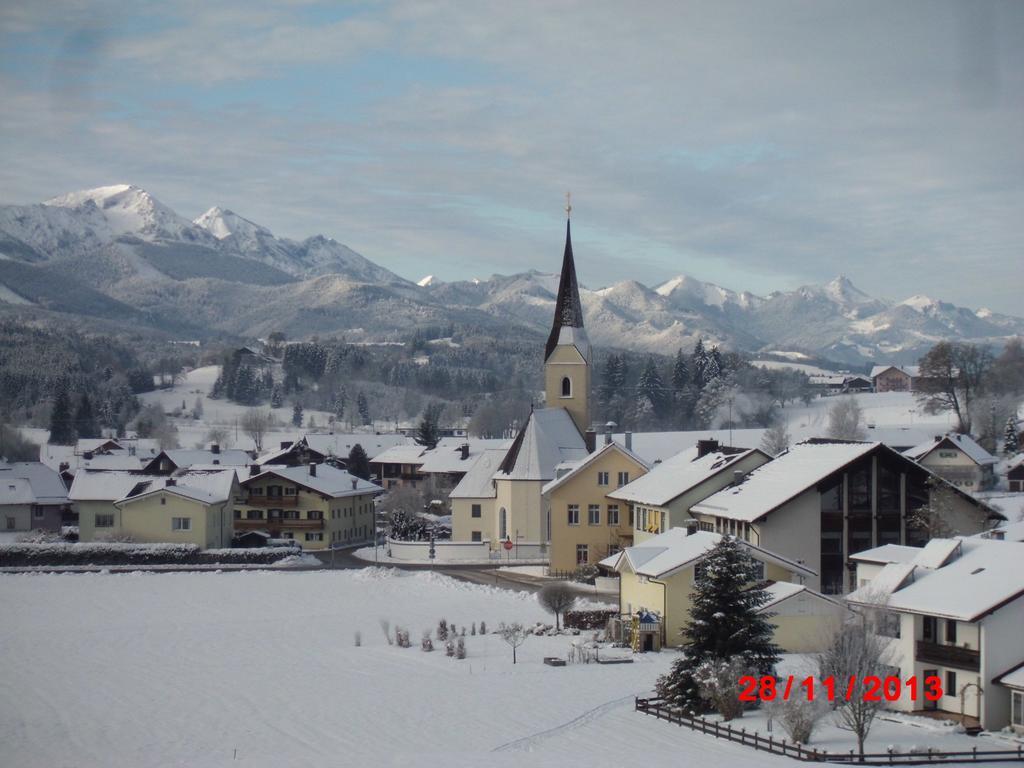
542 441 649 571
237 463 381 550
113 474 237 548
450 449 505 544
603 528 844 651
608 440 771 544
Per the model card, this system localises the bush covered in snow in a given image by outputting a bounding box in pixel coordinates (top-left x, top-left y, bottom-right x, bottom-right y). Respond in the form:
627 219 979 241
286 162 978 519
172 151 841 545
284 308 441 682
0 543 301 567
564 609 616 630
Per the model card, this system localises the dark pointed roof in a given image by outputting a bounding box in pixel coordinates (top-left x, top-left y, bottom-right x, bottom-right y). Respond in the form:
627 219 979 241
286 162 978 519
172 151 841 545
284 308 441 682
544 219 585 361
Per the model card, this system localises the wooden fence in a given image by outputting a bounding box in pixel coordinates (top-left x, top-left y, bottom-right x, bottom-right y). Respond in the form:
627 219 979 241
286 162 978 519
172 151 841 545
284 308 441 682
635 697 1024 764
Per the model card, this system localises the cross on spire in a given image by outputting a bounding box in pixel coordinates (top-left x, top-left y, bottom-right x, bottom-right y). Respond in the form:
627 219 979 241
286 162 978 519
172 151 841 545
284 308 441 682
565 190 572 219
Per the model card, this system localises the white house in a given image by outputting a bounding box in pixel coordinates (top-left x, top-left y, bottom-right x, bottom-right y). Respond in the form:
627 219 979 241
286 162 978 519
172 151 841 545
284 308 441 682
903 433 996 492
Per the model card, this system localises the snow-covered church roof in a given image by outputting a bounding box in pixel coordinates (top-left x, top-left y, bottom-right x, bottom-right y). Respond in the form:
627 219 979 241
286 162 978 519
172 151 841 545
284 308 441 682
494 408 587 482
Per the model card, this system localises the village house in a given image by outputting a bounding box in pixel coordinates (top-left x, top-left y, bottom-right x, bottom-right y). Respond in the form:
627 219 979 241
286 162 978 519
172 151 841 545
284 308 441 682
0 461 72 533
903 433 996 492
689 440 1001 594
236 463 381 550
256 433 411 469
142 445 252 474
607 439 771 544
602 528 840 652
39 437 161 474
541 440 649 571
871 364 920 393
1004 454 1023 493
848 537 1024 732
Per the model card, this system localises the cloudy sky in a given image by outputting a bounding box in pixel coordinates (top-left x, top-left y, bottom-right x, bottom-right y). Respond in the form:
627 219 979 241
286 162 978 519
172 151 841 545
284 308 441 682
1 0 1021 313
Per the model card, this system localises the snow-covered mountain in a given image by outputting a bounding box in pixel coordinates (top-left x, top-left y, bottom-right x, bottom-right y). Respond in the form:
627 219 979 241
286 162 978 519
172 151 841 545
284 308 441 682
0 184 1020 361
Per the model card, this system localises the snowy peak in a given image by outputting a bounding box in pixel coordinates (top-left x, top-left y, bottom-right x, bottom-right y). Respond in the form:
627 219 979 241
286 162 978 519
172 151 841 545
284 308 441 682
900 294 941 313
194 207 272 241
45 184 195 241
417 275 437 287
824 275 874 305
654 273 757 311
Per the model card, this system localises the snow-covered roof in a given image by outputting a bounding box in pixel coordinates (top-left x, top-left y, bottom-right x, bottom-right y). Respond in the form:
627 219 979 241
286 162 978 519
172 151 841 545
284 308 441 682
608 528 815 581
69 470 151 502
243 464 380 498
848 537 1024 622
541 442 649 496
870 365 920 378
417 438 511 474
144 448 252 471
849 544 920 565
984 520 1024 543
903 433 996 466
0 477 35 505
607 447 761 507
368 444 428 465
994 661 1024 690
758 581 842 612
691 441 879 523
303 433 412 460
449 449 507 499
0 462 68 505
494 408 587 481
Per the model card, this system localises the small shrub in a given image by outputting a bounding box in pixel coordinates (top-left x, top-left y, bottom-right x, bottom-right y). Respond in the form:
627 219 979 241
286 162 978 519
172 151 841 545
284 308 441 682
421 630 434 652
395 627 411 648
765 696 828 744
354 631 361 647
456 637 466 659
479 621 487 634
693 658 749 721
380 619 393 646
445 639 455 657
437 619 448 641
471 622 477 636
572 564 599 584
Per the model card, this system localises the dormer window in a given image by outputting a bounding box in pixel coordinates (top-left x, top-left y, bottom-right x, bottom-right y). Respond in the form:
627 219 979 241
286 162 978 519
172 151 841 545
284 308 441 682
561 377 572 397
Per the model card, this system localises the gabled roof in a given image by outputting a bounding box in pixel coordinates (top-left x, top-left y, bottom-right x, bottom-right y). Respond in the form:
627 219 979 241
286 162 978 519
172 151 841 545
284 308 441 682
848 537 1024 622
758 581 844 612
303 433 412 460
0 462 69 505
114 469 238 506
417 438 512 474
68 470 151 502
691 441 879 523
903 433 996 466
870 365 920 378
544 218 587 362
448 449 507 499
143 448 252 472
494 408 587 481
242 463 380 498
0 477 35 505
607 447 764 507
993 660 1024 690
607 528 815 581
541 441 649 496
369 444 429 465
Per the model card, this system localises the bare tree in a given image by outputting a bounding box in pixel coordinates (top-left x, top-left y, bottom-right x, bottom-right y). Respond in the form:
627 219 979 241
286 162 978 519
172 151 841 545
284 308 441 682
906 476 958 541
916 341 992 433
764 695 829 745
204 426 232 449
241 408 271 453
826 397 866 441
537 582 576 631
497 622 528 664
818 608 895 758
760 421 791 456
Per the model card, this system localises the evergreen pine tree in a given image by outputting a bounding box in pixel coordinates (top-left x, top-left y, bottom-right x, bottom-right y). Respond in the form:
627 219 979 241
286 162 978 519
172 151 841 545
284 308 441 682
291 402 304 427
74 393 100 439
415 403 443 449
1005 415 1020 455
347 443 371 480
48 389 76 445
672 349 690 392
270 383 284 409
357 392 371 426
656 536 780 712
638 357 667 418
692 339 709 390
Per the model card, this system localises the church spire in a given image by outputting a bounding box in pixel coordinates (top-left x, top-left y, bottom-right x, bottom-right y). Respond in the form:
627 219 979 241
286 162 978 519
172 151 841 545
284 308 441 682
544 196 585 361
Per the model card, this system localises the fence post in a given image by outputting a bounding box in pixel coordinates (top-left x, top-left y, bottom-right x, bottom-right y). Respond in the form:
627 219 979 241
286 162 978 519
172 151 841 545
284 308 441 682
888 746 893 764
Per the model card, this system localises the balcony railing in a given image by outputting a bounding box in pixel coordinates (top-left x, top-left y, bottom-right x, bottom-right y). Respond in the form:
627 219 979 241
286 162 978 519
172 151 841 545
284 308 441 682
916 640 980 671
234 518 324 531
244 495 298 507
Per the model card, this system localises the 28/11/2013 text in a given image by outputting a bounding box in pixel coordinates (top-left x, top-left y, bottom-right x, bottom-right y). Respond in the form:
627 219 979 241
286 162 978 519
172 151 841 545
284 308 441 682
738 675 942 703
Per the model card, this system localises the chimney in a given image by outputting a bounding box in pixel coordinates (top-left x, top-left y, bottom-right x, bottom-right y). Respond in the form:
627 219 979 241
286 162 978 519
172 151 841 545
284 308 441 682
604 421 616 446
83 450 94 460
165 478 176 487
685 520 699 535
732 469 746 486
696 439 719 458
460 443 470 461
280 441 293 450
249 464 259 477
351 478 358 490
212 459 220 465
584 429 596 453
59 462 69 472
211 443 220 454
309 462 317 477
625 431 632 451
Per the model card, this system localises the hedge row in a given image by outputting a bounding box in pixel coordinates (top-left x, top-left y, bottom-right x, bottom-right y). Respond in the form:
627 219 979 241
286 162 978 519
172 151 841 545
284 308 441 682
564 609 617 630
0 543 301 567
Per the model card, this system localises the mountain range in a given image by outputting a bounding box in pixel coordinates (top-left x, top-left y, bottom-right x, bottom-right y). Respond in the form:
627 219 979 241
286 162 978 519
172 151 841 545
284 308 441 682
0 184 1020 365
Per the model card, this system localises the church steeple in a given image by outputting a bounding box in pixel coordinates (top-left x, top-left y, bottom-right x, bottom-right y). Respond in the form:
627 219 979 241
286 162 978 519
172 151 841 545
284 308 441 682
543 194 591 435
544 201 585 362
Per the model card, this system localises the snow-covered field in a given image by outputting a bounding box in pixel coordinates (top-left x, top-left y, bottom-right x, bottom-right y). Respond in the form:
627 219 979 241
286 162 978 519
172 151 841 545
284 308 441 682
2 569 1017 768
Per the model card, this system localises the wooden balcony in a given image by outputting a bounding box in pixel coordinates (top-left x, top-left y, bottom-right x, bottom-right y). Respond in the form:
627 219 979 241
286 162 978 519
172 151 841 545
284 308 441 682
245 495 298 507
234 518 323 531
916 640 980 672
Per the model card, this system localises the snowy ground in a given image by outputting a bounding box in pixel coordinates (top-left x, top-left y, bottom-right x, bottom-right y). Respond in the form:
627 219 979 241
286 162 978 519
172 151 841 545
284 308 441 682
2 569 1017 768
778 391 955 434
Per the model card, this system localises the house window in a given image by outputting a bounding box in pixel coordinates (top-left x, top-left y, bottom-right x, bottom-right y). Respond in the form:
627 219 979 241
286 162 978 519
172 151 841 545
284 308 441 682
588 504 600 526
946 671 957 698
307 510 323 520
95 514 114 528
499 507 507 540
246 510 264 520
699 521 714 532
305 532 323 541
233 510 241 519
597 471 609 486
628 506 634 527
267 485 282 497
160 497 166 506
282 532 294 539
1012 691 1024 727
471 531 482 542
923 616 937 642
576 544 588 564
5 516 15 530
945 619 957 644
250 487 264 495
282 510 300 520
285 487 297 495
567 504 580 526
561 377 572 397
33 508 44 519
617 471 629 487
607 504 619 526
172 517 191 531
471 504 481 518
